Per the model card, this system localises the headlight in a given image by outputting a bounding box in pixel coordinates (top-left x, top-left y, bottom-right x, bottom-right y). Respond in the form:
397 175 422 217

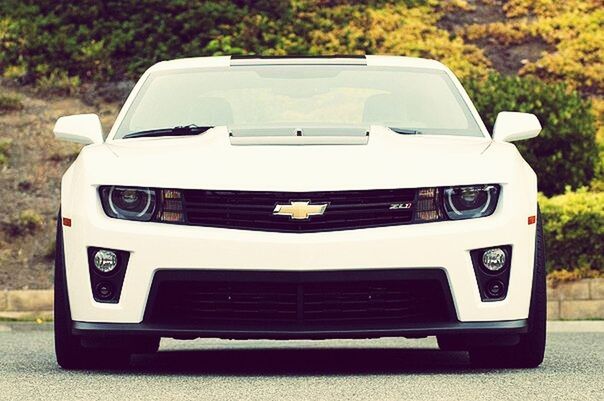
99 186 185 223
443 184 499 220
99 186 156 221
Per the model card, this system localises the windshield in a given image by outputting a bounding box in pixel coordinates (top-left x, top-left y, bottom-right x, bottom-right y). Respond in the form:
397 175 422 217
114 65 483 139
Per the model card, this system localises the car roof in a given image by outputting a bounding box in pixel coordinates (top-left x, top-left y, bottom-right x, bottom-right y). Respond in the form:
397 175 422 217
147 55 449 73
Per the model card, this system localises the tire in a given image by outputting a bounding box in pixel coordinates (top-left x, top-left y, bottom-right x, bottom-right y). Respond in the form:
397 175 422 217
469 207 546 368
54 213 132 369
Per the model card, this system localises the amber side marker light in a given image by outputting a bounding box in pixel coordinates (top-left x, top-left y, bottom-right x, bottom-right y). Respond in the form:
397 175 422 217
62 217 72 227
528 215 536 225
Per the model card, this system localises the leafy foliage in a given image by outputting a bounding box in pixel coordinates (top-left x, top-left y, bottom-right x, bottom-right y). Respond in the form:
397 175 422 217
462 0 604 96
0 93 23 113
304 2 491 79
0 138 11 166
466 73 599 196
0 0 489 82
502 0 599 18
35 70 81 95
539 188 604 272
0 0 280 81
547 267 602 286
9 209 44 236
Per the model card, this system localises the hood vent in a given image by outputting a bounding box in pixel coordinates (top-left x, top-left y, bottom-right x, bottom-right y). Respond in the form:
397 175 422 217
229 135 368 146
229 126 369 146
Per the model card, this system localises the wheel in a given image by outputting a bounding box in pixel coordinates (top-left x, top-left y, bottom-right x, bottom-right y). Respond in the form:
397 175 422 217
469 207 546 368
54 212 132 369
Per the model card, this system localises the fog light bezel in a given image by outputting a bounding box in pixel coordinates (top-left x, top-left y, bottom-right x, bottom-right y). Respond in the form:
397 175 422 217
87 247 130 303
470 245 512 302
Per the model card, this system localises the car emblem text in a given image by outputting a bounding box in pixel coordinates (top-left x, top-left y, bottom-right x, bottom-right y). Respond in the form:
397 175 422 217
273 201 329 220
389 202 413 210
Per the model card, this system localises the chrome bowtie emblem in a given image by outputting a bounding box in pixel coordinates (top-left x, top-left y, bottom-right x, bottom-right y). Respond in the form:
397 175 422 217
273 201 329 220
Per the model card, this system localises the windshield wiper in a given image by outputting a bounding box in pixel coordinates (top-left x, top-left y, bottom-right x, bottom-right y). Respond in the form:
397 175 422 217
389 127 422 135
122 125 213 139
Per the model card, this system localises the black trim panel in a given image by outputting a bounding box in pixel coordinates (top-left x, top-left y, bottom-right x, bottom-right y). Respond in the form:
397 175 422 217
142 269 457 326
72 319 528 340
143 269 455 328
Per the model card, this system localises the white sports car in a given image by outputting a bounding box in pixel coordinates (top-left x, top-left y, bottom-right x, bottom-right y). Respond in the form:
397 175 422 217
53 55 546 369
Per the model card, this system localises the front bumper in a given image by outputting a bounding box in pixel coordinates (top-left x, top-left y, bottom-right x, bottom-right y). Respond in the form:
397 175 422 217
71 268 529 340
62 192 537 325
72 320 528 340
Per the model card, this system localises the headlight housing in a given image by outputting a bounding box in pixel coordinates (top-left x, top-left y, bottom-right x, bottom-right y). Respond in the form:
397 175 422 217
99 186 185 223
100 186 156 221
443 184 499 220
414 184 500 222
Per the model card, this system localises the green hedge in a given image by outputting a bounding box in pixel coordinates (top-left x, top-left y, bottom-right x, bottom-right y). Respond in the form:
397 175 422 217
0 0 423 82
465 73 599 196
540 189 604 272
0 0 291 82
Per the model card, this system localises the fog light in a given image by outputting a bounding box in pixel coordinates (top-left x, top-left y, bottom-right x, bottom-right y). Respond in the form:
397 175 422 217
93 250 118 273
482 248 506 272
486 280 505 298
95 282 114 299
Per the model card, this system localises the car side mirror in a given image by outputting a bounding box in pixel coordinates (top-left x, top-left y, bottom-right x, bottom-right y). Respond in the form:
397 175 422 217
492 111 541 142
53 114 104 145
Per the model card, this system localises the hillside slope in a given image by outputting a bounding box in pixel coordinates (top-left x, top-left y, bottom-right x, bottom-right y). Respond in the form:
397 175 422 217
0 87 118 289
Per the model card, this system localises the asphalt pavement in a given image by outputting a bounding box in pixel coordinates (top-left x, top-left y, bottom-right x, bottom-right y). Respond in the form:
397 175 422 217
0 321 602 401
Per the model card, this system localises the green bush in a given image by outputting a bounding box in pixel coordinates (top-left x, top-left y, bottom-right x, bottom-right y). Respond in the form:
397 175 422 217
9 209 44 236
539 189 604 272
0 0 293 82
0 93 23 113
0 137 12 166
35 69 80 95
0 0 451 83
465 73 599 196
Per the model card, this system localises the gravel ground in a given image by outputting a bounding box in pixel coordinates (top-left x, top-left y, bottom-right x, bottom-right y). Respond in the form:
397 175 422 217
0 322 602 401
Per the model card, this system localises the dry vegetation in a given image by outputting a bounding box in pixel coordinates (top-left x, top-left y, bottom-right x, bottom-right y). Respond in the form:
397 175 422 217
0 85 118 289
456 0 603 138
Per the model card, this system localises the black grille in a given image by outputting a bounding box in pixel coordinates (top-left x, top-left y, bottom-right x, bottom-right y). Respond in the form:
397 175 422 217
145 270 454 329
181 188 416 233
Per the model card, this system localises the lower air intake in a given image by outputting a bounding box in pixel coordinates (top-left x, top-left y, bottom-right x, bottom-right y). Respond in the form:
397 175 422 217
144 270 455 330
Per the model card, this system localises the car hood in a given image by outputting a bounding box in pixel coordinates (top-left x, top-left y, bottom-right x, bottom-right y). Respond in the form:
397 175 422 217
82 126 521 191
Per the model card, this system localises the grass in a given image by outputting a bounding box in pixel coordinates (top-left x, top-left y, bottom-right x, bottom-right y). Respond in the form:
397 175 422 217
8 209 45 236
548 268 603 287
0 138 12 166
0 316 51 323
0 93 23 113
